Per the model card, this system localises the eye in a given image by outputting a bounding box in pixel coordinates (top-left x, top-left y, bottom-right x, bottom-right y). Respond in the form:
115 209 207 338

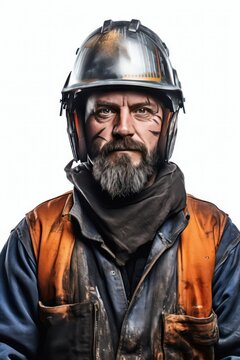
94 107 117 121
133 106 154 120
134 107 148 114
99 108 114 114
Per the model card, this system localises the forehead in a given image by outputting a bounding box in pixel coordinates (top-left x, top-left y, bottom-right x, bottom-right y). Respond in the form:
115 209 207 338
86 89 161 107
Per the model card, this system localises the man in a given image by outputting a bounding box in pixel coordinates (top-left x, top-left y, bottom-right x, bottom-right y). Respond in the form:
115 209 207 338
0 19 240 360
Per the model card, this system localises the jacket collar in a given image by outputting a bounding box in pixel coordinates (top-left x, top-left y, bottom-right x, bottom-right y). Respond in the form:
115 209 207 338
69 187 189 259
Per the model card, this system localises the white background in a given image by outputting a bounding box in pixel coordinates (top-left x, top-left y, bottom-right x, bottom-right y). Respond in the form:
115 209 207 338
0 0 239 249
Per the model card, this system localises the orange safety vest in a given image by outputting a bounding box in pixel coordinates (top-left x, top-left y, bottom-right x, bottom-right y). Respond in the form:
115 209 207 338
26 192 228 359
26 192 227 318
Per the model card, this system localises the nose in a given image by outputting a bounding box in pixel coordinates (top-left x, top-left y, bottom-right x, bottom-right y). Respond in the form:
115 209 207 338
112 108 134 138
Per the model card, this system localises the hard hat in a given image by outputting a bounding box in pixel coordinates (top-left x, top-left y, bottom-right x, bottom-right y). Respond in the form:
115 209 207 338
61 19 185 162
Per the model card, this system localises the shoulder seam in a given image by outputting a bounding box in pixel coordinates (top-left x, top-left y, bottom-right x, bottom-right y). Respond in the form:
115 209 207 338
187 193 227 213
26 191 73 213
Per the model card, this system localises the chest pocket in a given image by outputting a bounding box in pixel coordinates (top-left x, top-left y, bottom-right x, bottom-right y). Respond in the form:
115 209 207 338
162 311 218 359
38 297 115 360
38 301 97 360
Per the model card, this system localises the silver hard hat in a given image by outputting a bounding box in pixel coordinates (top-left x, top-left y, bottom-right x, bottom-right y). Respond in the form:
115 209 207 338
61 20 185 162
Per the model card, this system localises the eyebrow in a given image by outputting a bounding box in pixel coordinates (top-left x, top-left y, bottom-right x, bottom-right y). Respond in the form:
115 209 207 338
95 100 157 110
95 101 119 108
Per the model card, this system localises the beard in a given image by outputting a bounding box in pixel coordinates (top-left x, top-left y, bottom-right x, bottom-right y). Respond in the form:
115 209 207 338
92 137 160 199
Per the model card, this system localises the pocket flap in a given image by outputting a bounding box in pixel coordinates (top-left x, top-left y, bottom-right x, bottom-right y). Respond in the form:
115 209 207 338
163 311 219 346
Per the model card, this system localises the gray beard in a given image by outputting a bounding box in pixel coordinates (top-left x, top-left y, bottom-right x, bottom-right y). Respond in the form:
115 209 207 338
92 144 159 198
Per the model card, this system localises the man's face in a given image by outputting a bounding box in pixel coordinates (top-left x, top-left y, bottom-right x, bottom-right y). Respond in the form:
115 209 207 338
85 91 163 161
84 90 163 198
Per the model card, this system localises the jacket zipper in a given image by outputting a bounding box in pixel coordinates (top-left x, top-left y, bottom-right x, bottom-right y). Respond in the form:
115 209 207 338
116 235 170 359
129 219 188 309
116 222 188 358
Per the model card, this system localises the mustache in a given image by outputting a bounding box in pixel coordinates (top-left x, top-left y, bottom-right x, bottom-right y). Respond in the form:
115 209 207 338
99 137 148 156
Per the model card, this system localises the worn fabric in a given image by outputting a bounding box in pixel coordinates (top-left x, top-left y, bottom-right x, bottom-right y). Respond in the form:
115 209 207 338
0 191 240 359
65 161 186 264
25 191 227 359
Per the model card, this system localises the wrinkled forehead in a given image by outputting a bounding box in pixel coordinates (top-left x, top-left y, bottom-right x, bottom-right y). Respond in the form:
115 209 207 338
85 88 164 109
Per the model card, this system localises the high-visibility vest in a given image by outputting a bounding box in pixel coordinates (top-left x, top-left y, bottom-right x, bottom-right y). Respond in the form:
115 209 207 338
27 192 227 318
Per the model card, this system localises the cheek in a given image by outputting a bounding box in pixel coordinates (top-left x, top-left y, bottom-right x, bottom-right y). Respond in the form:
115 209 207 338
85 119 113 154
85 119 97 140
146 133 160 152
135 122 162 152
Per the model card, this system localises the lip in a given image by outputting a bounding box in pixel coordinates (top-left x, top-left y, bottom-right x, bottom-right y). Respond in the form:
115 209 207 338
110 149 140 152
108 149 142 158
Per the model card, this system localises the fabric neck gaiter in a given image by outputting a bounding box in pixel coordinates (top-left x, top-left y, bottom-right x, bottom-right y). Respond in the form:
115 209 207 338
66 162 186 265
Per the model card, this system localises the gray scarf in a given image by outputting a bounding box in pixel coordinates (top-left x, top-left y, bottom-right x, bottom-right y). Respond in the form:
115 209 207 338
66 162 186 265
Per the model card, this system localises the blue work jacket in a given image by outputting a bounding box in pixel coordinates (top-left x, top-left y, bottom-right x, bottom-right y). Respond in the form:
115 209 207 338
0 190 240 359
